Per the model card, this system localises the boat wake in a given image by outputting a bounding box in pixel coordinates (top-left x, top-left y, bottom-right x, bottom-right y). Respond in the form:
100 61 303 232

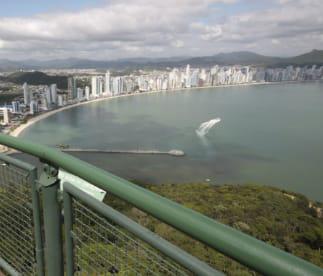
196 118 221 137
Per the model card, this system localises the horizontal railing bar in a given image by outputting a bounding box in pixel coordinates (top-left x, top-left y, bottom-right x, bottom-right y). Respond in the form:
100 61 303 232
0 153 36 172
64 182 222 276
0 257 20 276
0 134 322 275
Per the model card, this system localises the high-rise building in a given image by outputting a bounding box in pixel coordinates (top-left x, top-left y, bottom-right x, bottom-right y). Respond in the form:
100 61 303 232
67 77 77 100
73 78 77 99
85 86 90 100
23 83 30 105
58 95 64 107
67 77 73 99
91 76 98 97
162 78 168 90
98 77 104 95
105 71 111 94
185 64 191 88
11 101 21 113
91 76 104 97
1 108 11 125
112 77 123 95
29 100 38 115
95 76 105 96
40 96 49 111
77 88 84 100
45 86 52 106
50 84 57 104
191 69 199 87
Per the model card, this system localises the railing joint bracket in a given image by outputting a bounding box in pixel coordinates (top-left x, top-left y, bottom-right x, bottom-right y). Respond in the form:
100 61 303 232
37 164 59 188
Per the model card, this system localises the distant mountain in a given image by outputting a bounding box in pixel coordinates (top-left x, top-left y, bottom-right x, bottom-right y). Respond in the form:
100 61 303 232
3 71 67 89
151 50 323 67
0 59 25 71
282 49 323 66
171 51 282 67
0 50 322 71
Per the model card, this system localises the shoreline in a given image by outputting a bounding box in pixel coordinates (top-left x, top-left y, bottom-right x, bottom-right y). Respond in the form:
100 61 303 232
9 79 322 138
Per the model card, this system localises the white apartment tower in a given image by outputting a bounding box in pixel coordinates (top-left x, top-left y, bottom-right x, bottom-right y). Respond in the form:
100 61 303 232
29 100 38 115
2 108 10 125
77 88 84 100
85 86 90 100
45 86 52 106
112 77 123 95
91 76 98 97
105 71 111 95
58 95 64 107
23 83 30 105
98 77 104 95
50 84 57 104
12 101 20 113
185 64 191 88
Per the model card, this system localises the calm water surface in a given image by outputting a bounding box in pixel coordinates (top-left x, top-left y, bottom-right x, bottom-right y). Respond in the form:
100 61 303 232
21 82 323 201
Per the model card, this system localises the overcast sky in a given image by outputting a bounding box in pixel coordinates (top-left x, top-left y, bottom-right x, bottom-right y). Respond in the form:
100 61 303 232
0 0 322 60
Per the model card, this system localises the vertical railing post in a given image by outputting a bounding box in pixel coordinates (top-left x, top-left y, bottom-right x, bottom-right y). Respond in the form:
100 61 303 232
30 167 45 276
63 188 75 276
39 164 64 276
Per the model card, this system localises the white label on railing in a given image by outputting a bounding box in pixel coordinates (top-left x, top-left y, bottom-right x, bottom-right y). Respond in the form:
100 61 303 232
58 170 106 201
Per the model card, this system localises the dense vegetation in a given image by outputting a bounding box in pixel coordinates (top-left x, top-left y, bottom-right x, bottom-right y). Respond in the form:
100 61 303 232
1 71 68 89
0 92 21 104
108 183 323 275
283 49 323 66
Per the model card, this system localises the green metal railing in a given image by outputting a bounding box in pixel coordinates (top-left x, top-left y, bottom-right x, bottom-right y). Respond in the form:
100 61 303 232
0 151 217 276
0 156 36 275
0 133 322 275
64 183 210 275
0 153 44 276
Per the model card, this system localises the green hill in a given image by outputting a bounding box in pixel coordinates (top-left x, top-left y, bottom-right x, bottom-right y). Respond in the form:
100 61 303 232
283 49 323 66
175 50 323 67
109 183 323 275
5 71 67 89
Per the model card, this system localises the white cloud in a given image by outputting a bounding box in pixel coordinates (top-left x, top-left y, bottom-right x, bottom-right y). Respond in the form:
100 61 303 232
0 40 5 49
271 39 280 45
172 40 185 48
191 23 223 41
0 0 322 59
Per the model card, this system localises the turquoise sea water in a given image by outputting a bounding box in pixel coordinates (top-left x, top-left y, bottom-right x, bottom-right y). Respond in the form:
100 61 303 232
21 82 323 201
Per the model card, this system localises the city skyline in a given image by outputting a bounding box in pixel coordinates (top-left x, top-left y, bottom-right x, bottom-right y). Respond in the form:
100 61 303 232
0 0 323 60
3 63 322 121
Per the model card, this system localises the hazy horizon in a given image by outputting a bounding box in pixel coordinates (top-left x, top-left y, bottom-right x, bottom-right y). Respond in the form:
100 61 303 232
2 49 323 63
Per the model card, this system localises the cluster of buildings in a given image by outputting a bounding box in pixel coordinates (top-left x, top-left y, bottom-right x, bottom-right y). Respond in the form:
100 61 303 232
1 82 62 127
22 83 61 113
0 64 323 129
86 65 323 97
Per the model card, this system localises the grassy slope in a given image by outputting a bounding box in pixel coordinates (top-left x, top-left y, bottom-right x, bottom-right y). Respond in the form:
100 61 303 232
118 184 323 275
